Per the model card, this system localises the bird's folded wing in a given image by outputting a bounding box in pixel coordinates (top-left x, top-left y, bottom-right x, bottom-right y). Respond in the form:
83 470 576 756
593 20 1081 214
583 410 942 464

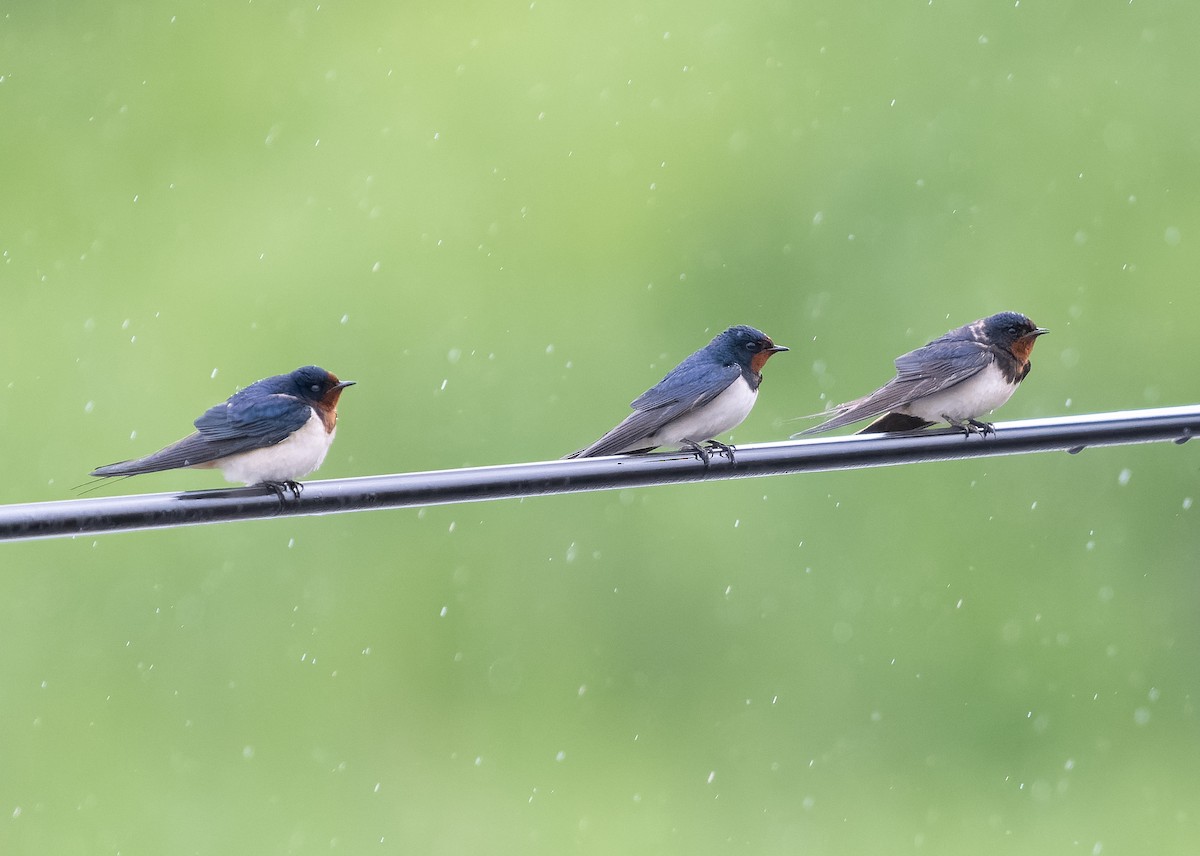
91 395 313 476
91 432 244 475
803 340 992 434
570 362 740 458
193 393 312 443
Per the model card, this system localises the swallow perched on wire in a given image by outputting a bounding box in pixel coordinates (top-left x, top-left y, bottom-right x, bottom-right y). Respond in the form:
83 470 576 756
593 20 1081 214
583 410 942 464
797 312 1047 436
566 325 789 463
91 365 354 497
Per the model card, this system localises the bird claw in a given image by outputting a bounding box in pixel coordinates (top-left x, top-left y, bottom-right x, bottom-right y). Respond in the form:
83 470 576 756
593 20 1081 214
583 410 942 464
705 440 737 463
262 480 304 504
945 417 995 438
680 440 737 468
681 440 711 468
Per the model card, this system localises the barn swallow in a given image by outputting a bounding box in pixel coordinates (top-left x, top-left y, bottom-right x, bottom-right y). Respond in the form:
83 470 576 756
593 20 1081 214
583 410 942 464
797 312 1047 436
91 365 354 496
566 325 788 462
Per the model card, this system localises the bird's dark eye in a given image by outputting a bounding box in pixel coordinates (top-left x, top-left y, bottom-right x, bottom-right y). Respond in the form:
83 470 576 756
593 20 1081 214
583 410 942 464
745 341 761 352
310 383 322 393
1007 325 1021 336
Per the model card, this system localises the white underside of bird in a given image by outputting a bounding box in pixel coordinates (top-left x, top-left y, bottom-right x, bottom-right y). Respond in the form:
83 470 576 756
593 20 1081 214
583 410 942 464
202 412 336 485
627 376 758 452
898 364 1017 424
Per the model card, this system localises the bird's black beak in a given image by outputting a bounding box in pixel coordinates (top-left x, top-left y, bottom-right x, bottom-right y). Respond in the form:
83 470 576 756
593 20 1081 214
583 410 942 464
334 380 356 390
1030 328 1049 338
768 345 790 353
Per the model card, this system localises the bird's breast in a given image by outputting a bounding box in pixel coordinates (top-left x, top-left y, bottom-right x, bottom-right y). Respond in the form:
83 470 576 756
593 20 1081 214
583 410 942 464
904 364 1017 422
216 410 336 485
652 377 759 445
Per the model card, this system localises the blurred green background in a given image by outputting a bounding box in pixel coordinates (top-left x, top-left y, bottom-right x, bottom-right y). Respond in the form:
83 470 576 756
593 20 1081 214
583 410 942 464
2 1 1199 853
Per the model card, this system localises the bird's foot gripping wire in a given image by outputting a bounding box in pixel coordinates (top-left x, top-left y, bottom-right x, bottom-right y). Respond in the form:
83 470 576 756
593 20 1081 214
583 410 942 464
261 480 304 506
945 417 995 438
680 440 711 468
681 439 736 467
705 440 737 463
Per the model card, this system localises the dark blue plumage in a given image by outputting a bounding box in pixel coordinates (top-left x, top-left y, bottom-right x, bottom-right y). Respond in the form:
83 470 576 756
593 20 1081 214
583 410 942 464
91 365 354 490
567 325 788 459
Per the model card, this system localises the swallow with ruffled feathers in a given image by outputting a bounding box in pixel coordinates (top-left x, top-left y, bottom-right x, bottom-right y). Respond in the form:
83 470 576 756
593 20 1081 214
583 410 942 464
566 325 789 462
91 365 354 497
798 312 1047 435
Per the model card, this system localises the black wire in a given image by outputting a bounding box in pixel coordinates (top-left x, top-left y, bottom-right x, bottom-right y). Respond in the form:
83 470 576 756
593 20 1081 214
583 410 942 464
1 405 1196 542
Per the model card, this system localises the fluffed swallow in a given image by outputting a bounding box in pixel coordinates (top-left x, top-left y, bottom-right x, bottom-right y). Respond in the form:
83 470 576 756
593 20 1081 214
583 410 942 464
566 325 788 462
797 312 1047 435
91 365 354 496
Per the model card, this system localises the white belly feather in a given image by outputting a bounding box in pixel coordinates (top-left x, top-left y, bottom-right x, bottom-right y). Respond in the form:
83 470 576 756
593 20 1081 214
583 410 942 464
641 376 759 450
902 365 1018 424
215 411 336 485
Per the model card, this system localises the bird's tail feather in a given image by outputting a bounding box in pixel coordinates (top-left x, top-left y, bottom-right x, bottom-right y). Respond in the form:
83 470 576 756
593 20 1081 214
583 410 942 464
90 433 216 477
